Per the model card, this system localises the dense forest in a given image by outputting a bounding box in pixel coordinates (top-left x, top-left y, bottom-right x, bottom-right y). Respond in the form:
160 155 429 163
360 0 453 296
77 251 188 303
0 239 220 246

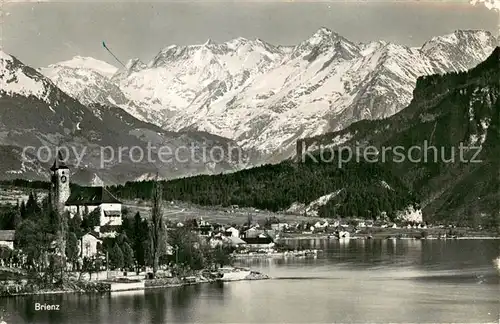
0 152 418 221
110 152 418 220
295 48 500 225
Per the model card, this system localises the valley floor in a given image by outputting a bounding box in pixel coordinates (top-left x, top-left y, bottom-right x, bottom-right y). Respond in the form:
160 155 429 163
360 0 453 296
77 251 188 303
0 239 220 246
123 200 318 225
123 200 499 238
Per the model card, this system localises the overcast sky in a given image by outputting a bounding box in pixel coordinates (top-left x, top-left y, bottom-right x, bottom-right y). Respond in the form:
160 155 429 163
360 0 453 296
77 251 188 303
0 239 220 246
1 0 498 68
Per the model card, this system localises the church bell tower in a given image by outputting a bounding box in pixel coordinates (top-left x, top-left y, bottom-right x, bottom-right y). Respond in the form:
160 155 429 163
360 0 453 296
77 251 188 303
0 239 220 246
50 150 70 215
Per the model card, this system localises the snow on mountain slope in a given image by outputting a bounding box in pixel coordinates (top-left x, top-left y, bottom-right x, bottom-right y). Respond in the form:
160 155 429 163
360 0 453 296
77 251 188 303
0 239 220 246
111 37 288 123
39 56 157 121
50 56 118 78
1 50 55 102
170 29 364 151
1 50 250 184
421 30 497 72
42 28 497 160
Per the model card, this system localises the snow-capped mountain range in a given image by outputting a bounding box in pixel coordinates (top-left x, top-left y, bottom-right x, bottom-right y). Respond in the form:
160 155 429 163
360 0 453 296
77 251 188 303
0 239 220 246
0 49 249 184
40 28 497 162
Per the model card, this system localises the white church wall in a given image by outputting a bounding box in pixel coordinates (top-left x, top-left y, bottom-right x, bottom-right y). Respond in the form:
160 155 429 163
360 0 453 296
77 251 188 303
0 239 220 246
65 205 78 218
87 205 99 214
64 205 99 218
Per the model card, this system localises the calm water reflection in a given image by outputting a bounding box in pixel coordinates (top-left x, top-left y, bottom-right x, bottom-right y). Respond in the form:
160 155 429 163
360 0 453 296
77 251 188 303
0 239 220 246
3 239 499 323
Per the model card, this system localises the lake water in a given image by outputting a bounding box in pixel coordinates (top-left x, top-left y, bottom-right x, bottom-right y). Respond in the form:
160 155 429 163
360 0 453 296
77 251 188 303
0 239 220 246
3 239 499 323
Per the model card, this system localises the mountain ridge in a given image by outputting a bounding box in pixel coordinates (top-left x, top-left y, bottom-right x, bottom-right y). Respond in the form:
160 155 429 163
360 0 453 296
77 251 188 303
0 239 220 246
40 28 497 163
0 50 250 185
105 47 499 225
299 47 500 223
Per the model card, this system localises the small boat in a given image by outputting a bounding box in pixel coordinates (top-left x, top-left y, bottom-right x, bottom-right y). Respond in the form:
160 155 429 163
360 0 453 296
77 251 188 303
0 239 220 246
494 256 500 273
183 276 197 283
219 267 251 281
337 231 350 239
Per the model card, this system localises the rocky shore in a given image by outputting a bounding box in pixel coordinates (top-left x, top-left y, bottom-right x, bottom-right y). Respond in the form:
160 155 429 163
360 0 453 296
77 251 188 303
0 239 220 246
0 280 110 297
145 269 269 288
245 271 270 280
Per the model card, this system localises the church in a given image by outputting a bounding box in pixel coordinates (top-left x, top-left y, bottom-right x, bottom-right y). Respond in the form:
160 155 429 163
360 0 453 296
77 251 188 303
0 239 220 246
50 151 123 237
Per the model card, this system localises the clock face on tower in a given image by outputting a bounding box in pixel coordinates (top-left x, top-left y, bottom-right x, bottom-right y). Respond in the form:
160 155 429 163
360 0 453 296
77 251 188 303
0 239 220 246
60 176 67 183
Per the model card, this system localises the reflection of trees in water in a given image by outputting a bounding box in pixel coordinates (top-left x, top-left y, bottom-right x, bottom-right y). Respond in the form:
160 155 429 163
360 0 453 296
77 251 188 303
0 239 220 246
320 238 426 266
143 290 167 324
227 240 496 277
419 240 498 271
164 283 228 322
163 285 203 322
323 239 499 272
170 286 195 307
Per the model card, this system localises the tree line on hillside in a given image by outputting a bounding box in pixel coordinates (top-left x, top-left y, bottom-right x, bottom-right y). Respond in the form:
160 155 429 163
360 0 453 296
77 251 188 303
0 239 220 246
0 156 418 221
109 158 418 220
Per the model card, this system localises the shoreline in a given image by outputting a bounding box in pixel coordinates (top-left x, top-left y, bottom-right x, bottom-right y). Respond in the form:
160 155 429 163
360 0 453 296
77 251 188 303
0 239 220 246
279 235 500 240
0 269 269 297
279 228 500 240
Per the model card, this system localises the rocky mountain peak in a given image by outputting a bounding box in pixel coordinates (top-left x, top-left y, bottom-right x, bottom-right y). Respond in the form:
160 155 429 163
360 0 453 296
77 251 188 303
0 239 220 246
39 29 496 161
204 38 216 46
422 30 495 52
45 56 118 78
111 58 146 80
291 27 359 60
420 30 496 72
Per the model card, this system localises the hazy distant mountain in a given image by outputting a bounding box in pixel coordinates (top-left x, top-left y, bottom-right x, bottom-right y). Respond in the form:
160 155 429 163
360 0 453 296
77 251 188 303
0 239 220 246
41 29 497 163
0 51 249 184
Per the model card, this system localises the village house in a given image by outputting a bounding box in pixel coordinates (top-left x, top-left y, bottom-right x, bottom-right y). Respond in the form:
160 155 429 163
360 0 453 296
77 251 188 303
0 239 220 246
198 224 214 237
224 236 246 247
49 152 123 237
166 243 173 256
243 227 263 238
270 223 289 232
224 226 240 238
65 186 123 236
210 233 246 248
0 230 15 249
243 228 277 240
330 220 341 227
242 236 275 250
80 232 102 258
209 235 226 248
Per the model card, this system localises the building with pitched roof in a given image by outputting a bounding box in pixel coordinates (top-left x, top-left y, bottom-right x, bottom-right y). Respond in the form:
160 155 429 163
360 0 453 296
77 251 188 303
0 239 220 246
50 151 122 237
80 232 102 258
0 230 15 249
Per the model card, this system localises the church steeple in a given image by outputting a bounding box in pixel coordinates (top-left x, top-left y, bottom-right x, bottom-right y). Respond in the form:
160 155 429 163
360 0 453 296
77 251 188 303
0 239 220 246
50 150 70 215
50 150 69 172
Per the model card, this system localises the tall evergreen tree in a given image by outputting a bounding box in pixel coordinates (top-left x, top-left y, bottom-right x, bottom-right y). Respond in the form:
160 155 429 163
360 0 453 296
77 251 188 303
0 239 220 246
132 212 148 270
109 244 124 270
149 173 164 277
122 242 134 270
